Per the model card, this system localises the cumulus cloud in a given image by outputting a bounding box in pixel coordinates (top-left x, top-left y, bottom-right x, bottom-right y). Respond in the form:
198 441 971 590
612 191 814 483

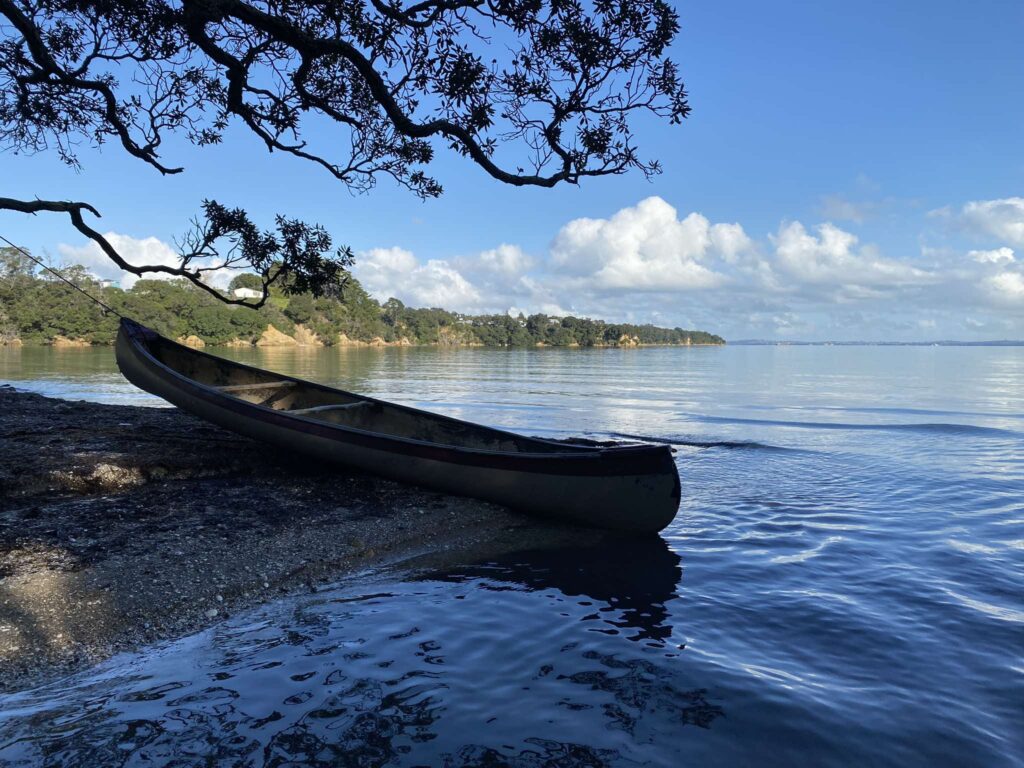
709 222 754 264
772 221 930 288
968 247 1015 265
984 271 1024 305
55 232 245 289
550 196 742 291
55 194 1024 340
354 198 758 315
467 244 534 276
356 247 481 310
355 245 571 316
960 197 1024 248
57 233 181 289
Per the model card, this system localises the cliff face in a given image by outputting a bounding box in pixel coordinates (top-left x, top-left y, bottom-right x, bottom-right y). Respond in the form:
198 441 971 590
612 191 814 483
292 325 324 347
255 324 299 347
177 335 206 349
6 323 724 349
337 333 414 348
437 326 482 347
51 336 91 348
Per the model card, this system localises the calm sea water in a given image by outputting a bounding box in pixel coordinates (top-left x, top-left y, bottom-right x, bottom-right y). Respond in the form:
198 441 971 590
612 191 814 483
1 345 1022 767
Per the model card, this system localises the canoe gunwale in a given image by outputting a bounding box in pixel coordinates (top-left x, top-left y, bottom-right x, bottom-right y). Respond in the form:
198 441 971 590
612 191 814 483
118 319 676 478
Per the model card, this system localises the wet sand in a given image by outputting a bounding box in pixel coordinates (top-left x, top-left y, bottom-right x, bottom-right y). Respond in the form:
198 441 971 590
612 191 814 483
0 387 600 691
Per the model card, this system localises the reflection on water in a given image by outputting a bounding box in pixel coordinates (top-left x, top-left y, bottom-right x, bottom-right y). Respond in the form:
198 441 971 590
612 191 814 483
3 344 1024 765
0 538 723 767
428 536 682 645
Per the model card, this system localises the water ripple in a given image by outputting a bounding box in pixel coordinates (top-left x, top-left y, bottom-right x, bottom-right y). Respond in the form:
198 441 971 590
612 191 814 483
683 413 1024 438
2 344 1023 766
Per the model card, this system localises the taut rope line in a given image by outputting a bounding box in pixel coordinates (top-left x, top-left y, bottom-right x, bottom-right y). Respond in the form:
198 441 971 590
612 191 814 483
0 232 126 320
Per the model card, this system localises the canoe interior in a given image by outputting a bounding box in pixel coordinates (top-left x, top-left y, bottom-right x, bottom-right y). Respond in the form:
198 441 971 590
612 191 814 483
145 335 603 455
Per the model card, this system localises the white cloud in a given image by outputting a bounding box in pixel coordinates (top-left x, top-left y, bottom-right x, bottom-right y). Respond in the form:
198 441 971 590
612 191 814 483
968 247 1015 265
470 244 534 276
984 271 1024 305
52 194 1024 340
772 221 930 287
341 197 1024 336
356 246 481 310
961 197 1024 247
550 196 739 291
356 245 419 277
57 233 181 289
710 222 754 264
56 232 242 289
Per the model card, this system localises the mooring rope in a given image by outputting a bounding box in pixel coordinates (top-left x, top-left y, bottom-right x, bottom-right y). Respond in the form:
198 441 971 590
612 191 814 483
0 232 126 320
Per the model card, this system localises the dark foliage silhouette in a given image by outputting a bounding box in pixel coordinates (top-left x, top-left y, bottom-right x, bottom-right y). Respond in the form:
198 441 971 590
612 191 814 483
1 0 689 304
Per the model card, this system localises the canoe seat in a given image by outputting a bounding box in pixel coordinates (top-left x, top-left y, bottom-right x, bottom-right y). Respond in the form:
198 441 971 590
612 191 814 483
288 402 374 416
216 381 296 393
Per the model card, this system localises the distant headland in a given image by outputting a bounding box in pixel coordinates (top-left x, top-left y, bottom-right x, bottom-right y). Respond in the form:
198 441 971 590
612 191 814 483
0 258 724 349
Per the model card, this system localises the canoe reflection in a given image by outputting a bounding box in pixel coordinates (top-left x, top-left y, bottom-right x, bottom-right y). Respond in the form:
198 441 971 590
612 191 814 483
423 533 683 645
0 537 724 768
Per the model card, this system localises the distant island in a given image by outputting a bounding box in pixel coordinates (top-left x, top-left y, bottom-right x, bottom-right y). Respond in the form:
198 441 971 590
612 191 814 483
0 252 724 349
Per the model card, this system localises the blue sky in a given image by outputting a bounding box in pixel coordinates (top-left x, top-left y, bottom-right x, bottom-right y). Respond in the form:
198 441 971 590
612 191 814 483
2 0 1023 340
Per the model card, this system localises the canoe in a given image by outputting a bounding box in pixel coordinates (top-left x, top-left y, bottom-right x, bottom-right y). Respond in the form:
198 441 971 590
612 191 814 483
115 318 680 532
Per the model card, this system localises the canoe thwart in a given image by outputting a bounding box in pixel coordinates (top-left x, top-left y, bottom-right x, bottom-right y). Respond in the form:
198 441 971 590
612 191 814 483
288 402 373 415
215 381 296 393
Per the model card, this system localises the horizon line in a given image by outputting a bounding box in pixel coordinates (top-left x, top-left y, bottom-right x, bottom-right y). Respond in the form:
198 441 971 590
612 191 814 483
728 339 1024 346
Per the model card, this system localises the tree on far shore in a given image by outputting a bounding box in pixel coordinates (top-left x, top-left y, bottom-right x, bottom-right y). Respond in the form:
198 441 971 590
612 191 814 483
1 0 690 306
0 260 726 346
227 272 266 293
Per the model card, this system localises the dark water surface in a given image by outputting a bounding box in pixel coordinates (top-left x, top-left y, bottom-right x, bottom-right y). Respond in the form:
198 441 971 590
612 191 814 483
2 345 1022 766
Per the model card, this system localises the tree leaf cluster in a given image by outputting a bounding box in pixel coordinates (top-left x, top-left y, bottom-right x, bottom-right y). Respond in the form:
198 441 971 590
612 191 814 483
1 0 689 304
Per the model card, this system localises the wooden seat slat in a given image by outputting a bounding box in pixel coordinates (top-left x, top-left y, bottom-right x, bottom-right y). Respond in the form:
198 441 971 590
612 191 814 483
215 381 296 393
288 402 371 415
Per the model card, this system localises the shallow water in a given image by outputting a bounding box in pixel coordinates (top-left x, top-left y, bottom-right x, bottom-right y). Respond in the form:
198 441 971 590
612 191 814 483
2 345 1023 766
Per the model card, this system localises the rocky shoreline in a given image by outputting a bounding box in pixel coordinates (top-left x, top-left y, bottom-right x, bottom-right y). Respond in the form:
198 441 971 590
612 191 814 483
0 387 604 692
0 325 725 349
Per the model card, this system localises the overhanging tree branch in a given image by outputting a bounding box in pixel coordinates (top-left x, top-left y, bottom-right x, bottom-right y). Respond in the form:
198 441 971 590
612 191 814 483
0 196 351 308
0 0 689 302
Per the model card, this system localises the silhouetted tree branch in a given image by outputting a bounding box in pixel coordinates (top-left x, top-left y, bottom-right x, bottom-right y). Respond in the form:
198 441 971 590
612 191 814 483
0 196 351 307
1 0 689 303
